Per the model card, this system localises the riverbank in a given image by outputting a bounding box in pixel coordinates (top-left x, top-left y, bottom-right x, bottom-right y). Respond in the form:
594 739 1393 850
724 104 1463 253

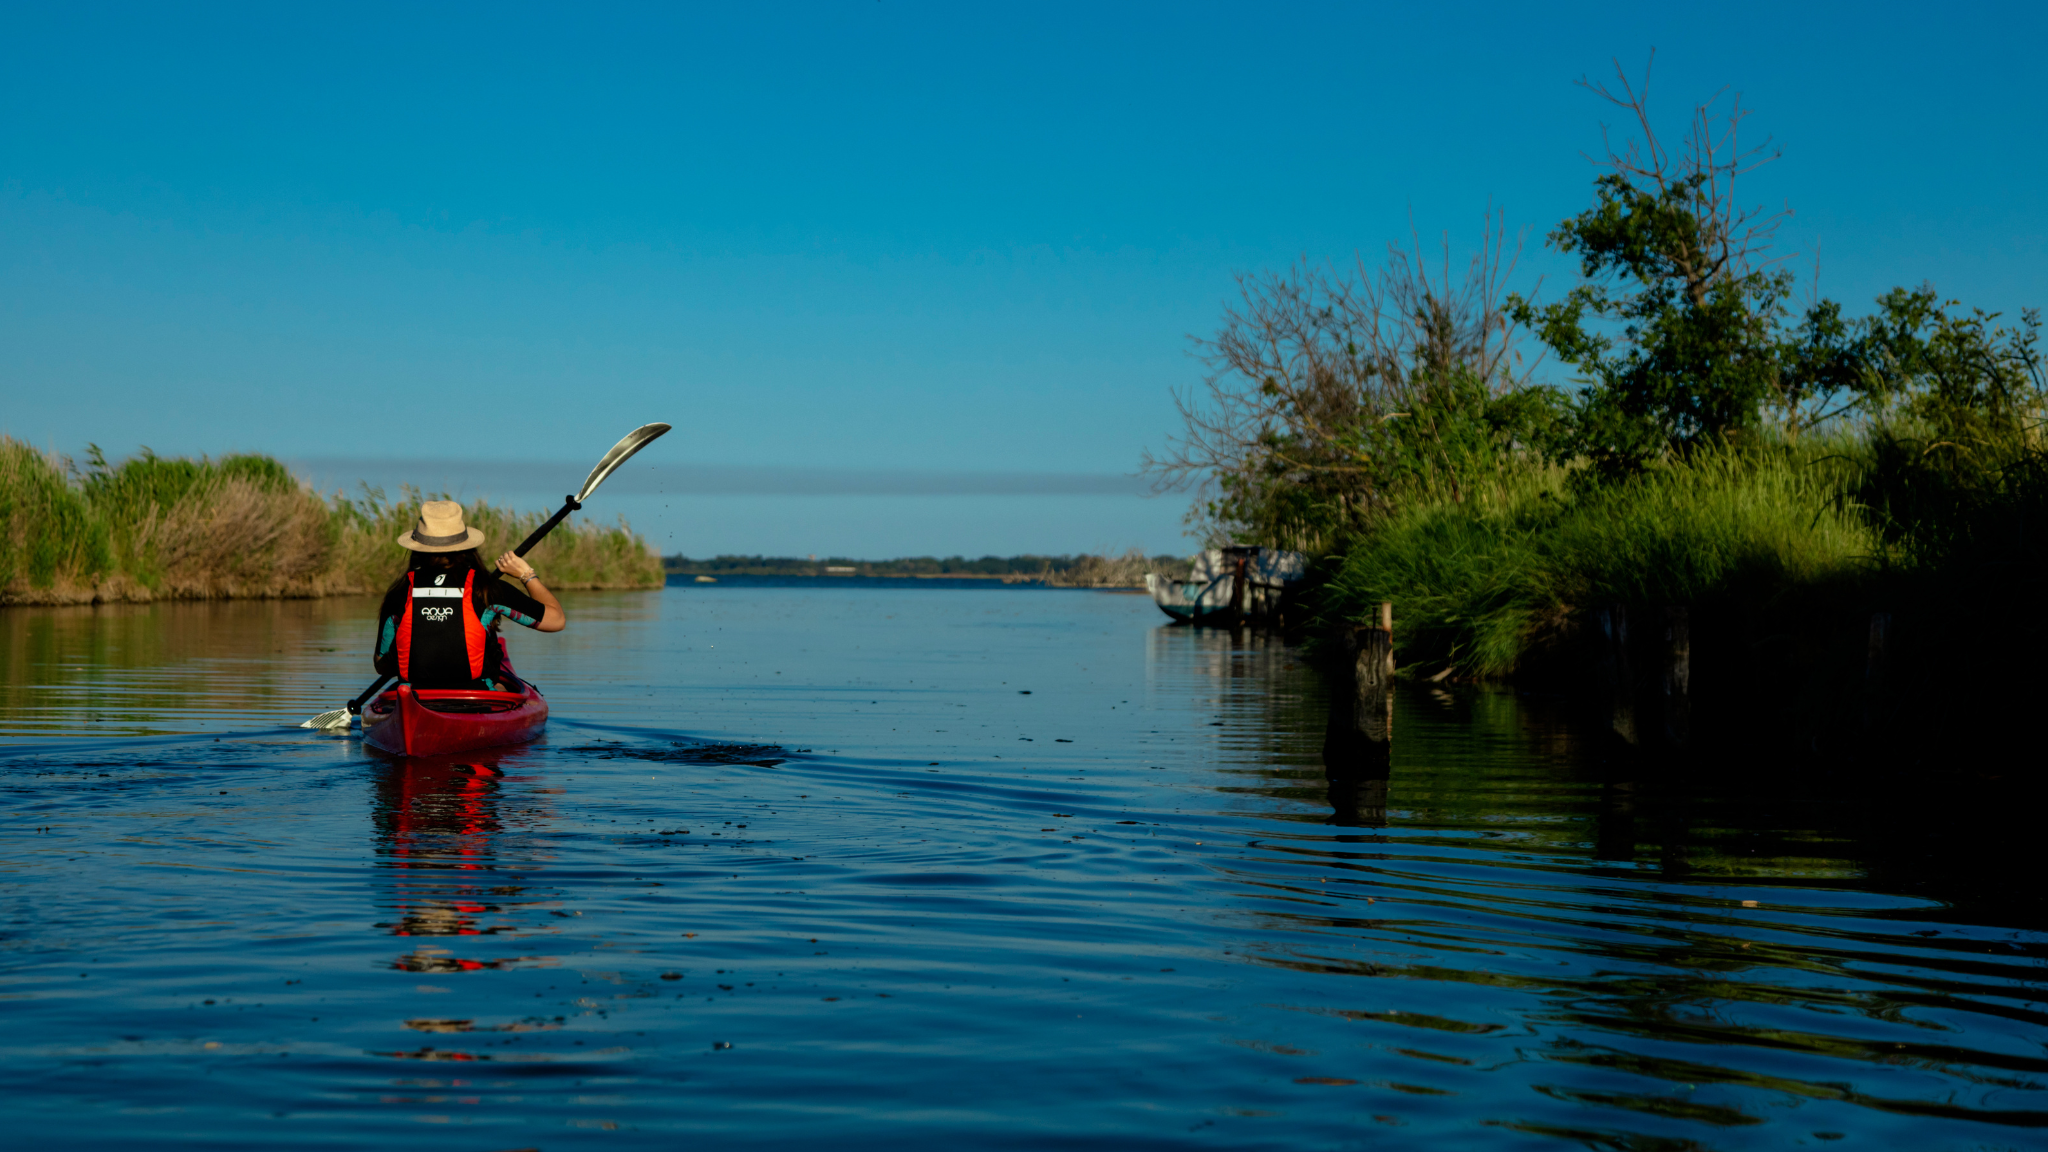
1312 433 2045 756
1149 76 2046 759
0 439 663 605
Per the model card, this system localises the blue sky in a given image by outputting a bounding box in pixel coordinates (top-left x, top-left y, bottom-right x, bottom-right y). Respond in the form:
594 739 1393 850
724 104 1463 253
4 2 2042 556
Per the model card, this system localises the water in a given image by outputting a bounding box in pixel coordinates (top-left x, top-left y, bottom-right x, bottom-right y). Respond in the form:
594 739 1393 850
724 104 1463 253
3 578 2043 1149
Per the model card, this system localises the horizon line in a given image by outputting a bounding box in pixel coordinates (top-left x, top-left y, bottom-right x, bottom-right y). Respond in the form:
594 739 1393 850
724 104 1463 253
288 457 1179 498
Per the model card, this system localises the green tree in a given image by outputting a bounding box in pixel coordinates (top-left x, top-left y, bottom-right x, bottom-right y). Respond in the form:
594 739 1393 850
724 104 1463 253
1512 58 1808 466
1855 288 2043 440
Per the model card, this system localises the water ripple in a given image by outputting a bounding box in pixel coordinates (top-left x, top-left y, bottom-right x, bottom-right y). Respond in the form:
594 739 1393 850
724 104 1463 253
2 589 2044 1147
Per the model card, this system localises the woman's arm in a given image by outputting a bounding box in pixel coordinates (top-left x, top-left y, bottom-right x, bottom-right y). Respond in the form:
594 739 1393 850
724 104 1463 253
373 614 399 676
496 551 566 632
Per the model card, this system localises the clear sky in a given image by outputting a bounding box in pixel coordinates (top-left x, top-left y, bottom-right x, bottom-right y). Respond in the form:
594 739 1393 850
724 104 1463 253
4 2 2042 556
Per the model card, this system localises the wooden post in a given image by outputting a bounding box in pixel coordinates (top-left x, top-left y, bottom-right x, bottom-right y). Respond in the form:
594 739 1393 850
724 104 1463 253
1322 603 1394 823
1862 611 1890 730
1229 552 1248 623
1662 607 1690 747
1352 610 1395 746
1595 605 1637 745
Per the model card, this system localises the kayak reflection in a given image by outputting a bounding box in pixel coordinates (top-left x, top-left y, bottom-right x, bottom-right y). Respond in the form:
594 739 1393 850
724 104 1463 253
371 754 530 939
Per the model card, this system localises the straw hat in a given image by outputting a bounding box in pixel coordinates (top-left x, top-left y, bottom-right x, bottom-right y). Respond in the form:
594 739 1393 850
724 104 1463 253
397 500 486 552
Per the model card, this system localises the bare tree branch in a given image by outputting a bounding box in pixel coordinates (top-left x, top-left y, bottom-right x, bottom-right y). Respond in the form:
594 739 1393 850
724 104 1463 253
1576 50 1793 306
1142 211 1538 548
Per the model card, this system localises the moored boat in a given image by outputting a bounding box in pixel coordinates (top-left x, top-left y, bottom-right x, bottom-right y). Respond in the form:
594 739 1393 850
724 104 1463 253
1145 547 1306 626
362 673 548 757
1144 569 1235 623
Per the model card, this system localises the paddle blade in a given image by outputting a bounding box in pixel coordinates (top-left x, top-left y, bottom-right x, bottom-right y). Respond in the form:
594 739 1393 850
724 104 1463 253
576 422 671 502
303 708 353 731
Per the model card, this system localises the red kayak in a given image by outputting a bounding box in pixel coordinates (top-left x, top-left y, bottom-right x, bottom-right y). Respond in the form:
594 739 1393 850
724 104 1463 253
362 675 548 757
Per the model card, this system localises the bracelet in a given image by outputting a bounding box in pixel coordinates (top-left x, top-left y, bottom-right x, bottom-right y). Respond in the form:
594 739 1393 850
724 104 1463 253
522 573 541 584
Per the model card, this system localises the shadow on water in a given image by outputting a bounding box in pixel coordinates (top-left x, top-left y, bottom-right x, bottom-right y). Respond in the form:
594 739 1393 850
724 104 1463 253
1177 621 2048 1142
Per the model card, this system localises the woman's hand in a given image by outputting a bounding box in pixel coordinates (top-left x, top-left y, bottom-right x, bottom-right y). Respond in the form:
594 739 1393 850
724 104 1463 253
498 550 566 632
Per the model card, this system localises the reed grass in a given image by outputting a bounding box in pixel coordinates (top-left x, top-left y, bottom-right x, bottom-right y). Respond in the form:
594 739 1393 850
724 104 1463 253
0 439 663 605
1321 443 1883 677
328 486 664 593
0 440 110 594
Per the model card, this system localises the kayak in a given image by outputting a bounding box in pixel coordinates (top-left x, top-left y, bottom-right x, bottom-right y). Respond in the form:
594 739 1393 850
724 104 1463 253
362 673 548 757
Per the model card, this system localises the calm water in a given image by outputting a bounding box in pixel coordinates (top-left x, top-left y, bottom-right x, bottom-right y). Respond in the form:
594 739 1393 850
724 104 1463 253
2 578 2043 1149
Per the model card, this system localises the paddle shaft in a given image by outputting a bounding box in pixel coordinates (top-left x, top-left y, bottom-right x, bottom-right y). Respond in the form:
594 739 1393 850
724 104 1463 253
349 675 392 715
509 495 583 561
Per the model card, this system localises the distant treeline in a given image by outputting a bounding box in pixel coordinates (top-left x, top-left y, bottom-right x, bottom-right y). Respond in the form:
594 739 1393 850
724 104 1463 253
664 552 1190 585
0 440 663 605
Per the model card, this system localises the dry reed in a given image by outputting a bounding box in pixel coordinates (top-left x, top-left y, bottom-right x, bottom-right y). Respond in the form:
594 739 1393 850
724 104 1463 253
0 439 663 605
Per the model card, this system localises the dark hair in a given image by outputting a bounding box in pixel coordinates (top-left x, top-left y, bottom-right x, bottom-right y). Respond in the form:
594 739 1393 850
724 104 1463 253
380 548 494 618
409 548 482 573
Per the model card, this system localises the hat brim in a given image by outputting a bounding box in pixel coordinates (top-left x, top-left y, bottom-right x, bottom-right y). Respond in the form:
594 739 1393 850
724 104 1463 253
396 527 487 553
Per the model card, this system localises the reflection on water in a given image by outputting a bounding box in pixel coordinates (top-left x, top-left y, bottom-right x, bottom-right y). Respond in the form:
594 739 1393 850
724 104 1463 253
374 758 516 939
2 585 2045 1148
0 596 373 737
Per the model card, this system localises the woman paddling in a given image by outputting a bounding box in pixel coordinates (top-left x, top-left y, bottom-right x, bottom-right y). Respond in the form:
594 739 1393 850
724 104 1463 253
373 501 564 691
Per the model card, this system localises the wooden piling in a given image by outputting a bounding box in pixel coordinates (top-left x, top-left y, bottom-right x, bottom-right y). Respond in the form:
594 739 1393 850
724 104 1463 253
1229 553 1249 623
1322 602 1394 821
1595 605 1637 745
1662 607 1690 747
1350 605 1395 745
1862 611 1891 730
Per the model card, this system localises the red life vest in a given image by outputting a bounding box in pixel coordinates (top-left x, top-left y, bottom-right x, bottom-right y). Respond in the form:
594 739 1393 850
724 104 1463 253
394 569 488 685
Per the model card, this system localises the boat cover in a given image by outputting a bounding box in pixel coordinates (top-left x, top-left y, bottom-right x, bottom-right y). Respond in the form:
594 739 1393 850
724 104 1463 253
1187 549 1308 586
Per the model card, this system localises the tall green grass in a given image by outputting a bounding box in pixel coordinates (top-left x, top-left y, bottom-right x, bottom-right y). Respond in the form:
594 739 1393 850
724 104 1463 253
1321 444 1882 676
0 440 111 591
328 486 665 594
0 438 663 604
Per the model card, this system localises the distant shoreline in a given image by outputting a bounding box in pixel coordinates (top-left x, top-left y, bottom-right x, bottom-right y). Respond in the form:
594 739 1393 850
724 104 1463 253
670 568 1043 583
665 572 1150 591
662 551 1184 589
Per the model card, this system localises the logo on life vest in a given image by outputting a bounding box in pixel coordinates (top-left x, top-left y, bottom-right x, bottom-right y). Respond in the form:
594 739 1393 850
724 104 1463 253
421 606 456 621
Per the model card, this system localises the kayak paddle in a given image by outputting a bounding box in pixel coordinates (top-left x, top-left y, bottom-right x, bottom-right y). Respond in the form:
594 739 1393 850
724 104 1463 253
304 422 672 731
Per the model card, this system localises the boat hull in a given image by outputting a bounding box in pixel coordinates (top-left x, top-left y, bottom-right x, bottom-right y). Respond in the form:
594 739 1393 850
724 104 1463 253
362 679 548 757
1145 571 1237 626
1150 596 1236 625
